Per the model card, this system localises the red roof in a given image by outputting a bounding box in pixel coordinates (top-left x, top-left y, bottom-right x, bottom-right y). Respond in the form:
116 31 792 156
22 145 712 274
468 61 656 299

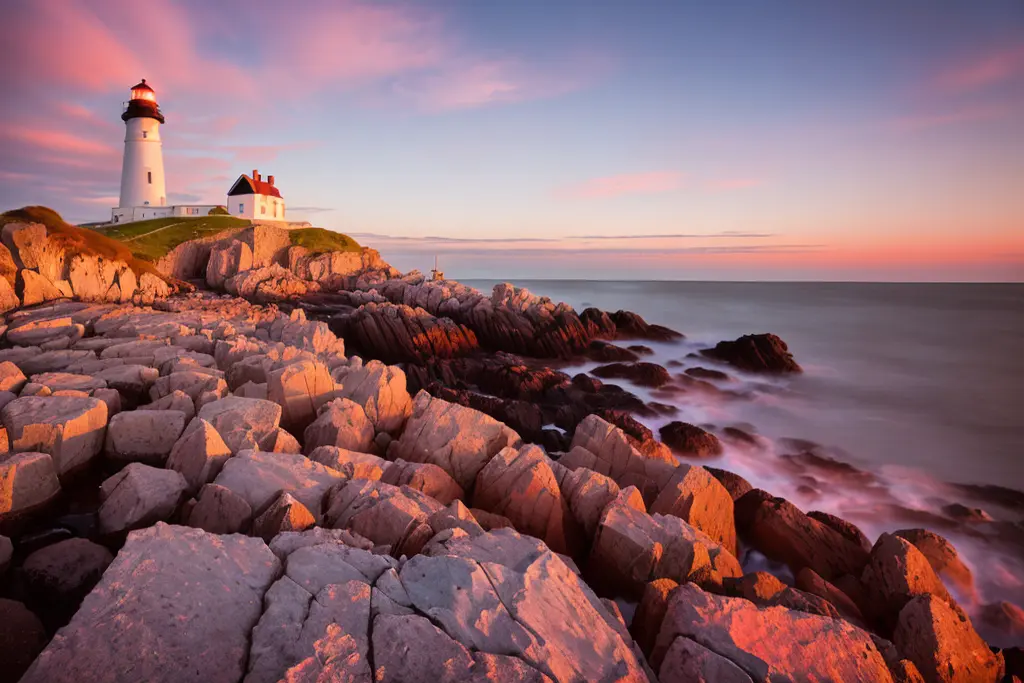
227 174 283 198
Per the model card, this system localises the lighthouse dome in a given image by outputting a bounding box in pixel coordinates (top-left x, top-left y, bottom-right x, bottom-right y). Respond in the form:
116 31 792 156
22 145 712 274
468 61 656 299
129 79 157 103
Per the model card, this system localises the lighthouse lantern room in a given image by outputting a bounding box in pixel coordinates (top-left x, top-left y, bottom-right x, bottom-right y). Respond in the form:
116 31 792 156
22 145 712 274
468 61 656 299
116 79 167 217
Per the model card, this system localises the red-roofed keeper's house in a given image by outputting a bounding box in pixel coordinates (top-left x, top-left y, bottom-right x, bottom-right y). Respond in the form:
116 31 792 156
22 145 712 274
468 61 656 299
227 169 286 220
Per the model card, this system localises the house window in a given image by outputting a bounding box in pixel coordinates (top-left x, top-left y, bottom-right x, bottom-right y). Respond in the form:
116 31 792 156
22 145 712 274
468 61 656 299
147 171 152 184
261 204 266 215
239 203 244 213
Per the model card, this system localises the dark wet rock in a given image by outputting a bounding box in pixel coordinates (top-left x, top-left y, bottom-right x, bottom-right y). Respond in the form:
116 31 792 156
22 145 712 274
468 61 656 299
700 333 801 373
735 489 870 581
782 449 880 488
571 373 603 393
627 344 653 355
978 601 1024 646
610 310 683 341
592 361 672 387
942 502 994 523
586 340 639 362
705 467 753 501
808 510 873 554
951 482 1024 512
579 307 617 339
22 538 114 625
430 385 544 444
1004 646 1024 679
666 359 684 368
0 599 47 683
795 567 867 627
721 571 840 618
684 366 730 381
659 421 723 458
334 302 479 364
722 426 762 446
598 409 653 443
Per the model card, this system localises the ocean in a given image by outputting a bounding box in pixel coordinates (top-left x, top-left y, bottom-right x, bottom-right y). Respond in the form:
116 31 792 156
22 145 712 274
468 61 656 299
465 279 1024 628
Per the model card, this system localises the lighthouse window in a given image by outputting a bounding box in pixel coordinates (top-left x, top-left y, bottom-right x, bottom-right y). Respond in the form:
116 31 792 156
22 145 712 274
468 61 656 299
147 171 152 184
142 131 147 138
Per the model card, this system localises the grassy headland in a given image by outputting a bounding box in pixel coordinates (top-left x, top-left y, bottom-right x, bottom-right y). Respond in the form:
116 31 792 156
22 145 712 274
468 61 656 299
96 215 250 261
289 227 361 254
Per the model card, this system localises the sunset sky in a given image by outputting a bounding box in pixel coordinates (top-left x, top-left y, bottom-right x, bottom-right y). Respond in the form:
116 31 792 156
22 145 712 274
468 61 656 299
1 0 1022 280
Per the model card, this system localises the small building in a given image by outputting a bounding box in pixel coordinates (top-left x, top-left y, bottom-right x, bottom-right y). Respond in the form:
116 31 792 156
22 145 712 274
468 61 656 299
227 170 286 221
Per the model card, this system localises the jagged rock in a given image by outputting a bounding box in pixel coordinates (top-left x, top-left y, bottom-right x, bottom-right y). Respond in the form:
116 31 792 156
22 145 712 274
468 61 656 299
212 450 343 521
631 578 679 658
97 463 187 535
338 301 479 364
649 463 737 555
387 391 521 491
29 372 104 393
979 601 1024 645
0 535 11 576
861 533 958 631
701 333 801 373
324 478 442 557
94 364 160 404
207 239 253 289
104 409 187 466
563 414 676 501
138 389 195 420
705 466 754 500
21 538 113 616
7 318 83 347
251 492 315 541
267 359 335 432
652 583 895 681
302 396 375 454
0 598 47 683
658 635 753 683
587 500 741 597
894 594 1003 683
735 489 869 581
19 524 280 683
1 395 108 476
796 567 867 626
261 427 301 454
894 528 977 601
149 370 228 404
591 361 672 387
198 396 282 453
380 458 466 505
556 465 622 539
18 269 63 306
808 510 873 554
722 571 840 618
0 362 26 393
309 445 387 479
659 421 723 457
165 417 233 495
332 359 413 434
428 500 486 537
186 483 253 534
609 309 682 341
0 452 61 521
472 444 581 557
0 277 18 315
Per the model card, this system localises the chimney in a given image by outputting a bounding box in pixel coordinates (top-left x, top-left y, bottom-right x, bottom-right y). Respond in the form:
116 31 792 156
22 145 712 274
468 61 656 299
252 169 259 181
268 175 275 186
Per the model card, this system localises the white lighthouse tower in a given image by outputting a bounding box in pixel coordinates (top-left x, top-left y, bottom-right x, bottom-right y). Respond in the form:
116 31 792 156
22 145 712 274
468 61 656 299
113 79 167 222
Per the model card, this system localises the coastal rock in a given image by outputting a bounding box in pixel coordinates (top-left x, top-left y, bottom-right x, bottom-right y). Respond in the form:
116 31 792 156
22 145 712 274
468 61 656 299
649 463 737 554
29 372 105 393
323 478 442 557
18 269 63 306
309 445 388 479
0 277 19 315
894 594 1003 683
198 395 282 453
379 458 465 505
701 333 801 373
610 309 682 341
332 359 413 434
94 364 160 405
0 599 48 683
0 362 27 393
19 524 280 683
0 452 61 521
302 397 375 454
705 466 754 500
796 567 867 625
186 483 253 534
651 582 895 681
97 463 187 534
212 450 343 521
721 571 840 618
207 239 253 289
735 488 869 581
387 391 521 491
557 465 622 538
658 636 753 683
631 578 679 657
149 370 228 404
472 444 582 557
659 421 724 457
894 528 977 601
591 361 672 387
266 359 335 432
138 389 195 420
251 491 315 541
808 509 874 554
860 533 957 630
21 538 113 616
165 417 233 495
104 409 187 466
2 395 108 476
0 535 10 576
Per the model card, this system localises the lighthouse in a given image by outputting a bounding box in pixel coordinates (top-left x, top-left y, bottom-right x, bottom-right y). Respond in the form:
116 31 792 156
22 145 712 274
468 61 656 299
117 79 166 212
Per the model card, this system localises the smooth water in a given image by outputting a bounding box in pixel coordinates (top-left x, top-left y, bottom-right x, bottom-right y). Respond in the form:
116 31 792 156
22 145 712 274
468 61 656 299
465 279 1024 621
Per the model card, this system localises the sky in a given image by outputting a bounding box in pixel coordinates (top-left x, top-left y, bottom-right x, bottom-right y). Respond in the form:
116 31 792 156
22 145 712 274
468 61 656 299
0 0 1022 281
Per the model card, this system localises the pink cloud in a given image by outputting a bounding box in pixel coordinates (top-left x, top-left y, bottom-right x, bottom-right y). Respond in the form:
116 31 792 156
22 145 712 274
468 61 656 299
934 45 1024 93
0 126 116 158
557 171 686 199
891 102 1017 130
